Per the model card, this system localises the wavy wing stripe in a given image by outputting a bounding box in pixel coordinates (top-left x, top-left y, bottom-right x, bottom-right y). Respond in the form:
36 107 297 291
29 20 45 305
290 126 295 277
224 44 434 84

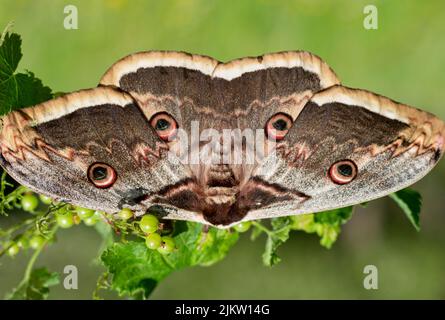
311 85 445 150
0 87 136 159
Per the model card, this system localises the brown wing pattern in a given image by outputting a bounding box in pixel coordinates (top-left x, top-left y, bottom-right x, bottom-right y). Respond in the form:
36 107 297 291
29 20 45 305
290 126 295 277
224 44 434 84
0 51 443 227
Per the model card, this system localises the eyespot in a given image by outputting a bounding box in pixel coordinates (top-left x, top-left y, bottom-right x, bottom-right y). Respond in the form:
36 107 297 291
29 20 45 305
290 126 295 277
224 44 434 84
150 112 178 142
87 162 117 188
328 160 358 185
265 113 293 141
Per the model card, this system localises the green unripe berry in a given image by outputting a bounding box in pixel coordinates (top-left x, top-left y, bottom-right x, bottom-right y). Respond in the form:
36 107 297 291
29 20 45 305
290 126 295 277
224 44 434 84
75 207 95 219
139 214 159 234
39 194 53 205
21 194 39 212
7 243 20 257
29 235 45 250
118 208 134 220
56 212 74 229
157 236 175 255
83 216 98 226
145 233 162 250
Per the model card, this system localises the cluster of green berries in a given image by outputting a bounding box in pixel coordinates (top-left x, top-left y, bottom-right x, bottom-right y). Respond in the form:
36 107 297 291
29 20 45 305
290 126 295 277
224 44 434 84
7 190 177 257
7 190 251 259
125 211 175 254
55 207 104 229
7 192 106 257
141 216 175 254
20 191 103 228
118 208 175 254
6 233 46 257
4 192 49 257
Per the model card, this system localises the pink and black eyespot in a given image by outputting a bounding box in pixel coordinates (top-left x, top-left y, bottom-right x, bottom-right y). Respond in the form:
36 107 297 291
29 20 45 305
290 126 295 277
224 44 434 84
150 112 178 142
328 160 358 185
265 113 293 141
88 162 117 188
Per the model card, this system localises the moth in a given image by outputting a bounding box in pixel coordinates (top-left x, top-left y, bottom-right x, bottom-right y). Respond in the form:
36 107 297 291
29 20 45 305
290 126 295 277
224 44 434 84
0 51 443 228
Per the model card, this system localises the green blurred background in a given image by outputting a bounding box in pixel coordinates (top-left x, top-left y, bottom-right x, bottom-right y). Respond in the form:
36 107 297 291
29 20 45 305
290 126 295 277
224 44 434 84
1 0 445 299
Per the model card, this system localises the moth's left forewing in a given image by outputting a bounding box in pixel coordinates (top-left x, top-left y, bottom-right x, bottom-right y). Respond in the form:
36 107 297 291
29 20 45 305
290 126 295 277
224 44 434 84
242 85 445 221
0 87 193 215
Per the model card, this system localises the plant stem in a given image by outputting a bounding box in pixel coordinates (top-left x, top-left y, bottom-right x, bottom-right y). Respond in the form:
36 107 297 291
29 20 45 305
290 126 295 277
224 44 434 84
252 221 272 236
16 226 58 288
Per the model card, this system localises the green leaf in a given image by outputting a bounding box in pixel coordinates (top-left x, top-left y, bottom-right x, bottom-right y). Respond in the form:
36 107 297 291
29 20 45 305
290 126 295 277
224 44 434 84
262 217 292 267
290 213 317 233
259 208 354 266
0 32 21 80
92 220 115 264
313 206 353 225
389 188 422 231
94 220 115 245
290 206 354 249
0 28 52 115
249 224 263 241
314 206 353 249
101 221 238 299
6 267 59 300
